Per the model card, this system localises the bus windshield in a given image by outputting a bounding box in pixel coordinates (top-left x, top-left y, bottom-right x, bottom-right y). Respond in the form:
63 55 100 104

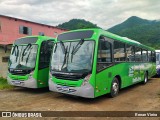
51 40 94 73
9 44 38 69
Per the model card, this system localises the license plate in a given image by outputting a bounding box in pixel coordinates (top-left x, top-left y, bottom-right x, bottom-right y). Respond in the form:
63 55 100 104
14 81 21 84
61 86 69 91
12 81 24 86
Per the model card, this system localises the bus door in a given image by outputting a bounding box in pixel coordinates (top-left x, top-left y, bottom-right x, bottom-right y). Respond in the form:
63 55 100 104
37 40 54 87
95 37 113 97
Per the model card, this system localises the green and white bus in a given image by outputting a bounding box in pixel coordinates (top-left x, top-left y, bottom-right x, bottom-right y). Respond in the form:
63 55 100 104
49 29 156 98
7 36 54 88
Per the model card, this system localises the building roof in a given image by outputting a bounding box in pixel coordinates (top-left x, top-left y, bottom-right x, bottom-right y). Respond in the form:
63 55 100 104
0 15 67 45
0 14 67 31
0 41 12 45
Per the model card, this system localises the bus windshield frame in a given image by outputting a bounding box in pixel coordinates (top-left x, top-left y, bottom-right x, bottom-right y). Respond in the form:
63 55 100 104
9 44 38 70
50 40 95 75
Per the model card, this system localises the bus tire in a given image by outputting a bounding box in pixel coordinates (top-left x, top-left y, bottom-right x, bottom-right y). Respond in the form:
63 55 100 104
143 72 148 84
110 77 119 98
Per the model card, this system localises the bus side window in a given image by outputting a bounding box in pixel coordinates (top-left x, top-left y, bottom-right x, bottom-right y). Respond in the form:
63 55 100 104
148 51 152 62
114 41 125 62
151 51 156 62
142 49 148 62
126 45 135 62
156 53 159 62
97 38 112 71
156 52 160 64
39 41 54 69
135 47 142 62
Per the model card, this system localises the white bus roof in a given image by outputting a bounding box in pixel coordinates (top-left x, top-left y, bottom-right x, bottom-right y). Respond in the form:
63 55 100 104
156 50 160 52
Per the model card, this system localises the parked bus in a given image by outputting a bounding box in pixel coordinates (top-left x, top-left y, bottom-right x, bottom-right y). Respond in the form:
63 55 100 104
49 29 156 98
7 36 55 88
156 50 160 76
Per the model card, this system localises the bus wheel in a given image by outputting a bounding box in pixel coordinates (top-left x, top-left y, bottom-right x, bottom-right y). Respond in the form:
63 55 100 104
110 77 119 98
143 72 148 84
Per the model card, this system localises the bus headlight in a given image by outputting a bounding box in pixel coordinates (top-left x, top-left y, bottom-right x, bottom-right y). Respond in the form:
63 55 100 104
156 65 160 70
29 71 34 79
82 74 91 86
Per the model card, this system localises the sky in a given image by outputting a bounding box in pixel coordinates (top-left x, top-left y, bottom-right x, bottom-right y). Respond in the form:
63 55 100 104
0 0 160 29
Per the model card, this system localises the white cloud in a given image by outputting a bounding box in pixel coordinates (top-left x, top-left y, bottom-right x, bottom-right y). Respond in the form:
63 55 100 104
0 0 159 29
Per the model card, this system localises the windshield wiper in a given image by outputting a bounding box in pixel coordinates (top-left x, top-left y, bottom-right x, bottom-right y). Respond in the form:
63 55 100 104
60 41 66 54
11 45 19 62
61 45 69 70
21 44 32 61
53 43 57 53
26 46 33 64
59 41 70 70
71 39 84 62
9 45 17 66
11 45 18 55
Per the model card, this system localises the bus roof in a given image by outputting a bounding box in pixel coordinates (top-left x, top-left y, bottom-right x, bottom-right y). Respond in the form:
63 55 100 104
13 36 55 45
156 50 160 53
18 35 54 40
57 28 155 51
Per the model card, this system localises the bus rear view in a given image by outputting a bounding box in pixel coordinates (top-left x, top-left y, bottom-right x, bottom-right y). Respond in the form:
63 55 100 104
7 36 54 88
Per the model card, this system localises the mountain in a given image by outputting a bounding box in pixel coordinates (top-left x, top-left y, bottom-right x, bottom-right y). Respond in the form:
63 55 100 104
108 16 160 49
57 16 160 49
57 19 100 30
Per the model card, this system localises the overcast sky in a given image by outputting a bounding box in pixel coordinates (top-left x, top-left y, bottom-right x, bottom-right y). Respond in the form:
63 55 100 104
0 0 159 29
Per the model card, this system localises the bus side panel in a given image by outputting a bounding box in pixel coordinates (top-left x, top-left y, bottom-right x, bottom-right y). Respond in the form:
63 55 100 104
37 68 49 88
95 63 129 97
149 63 156 78
95 69 112 97
94 62 155 97
127 63 145 86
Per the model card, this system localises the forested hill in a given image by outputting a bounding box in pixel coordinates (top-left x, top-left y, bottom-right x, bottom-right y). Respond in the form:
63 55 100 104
108 16 160 49
57 19 100 30
57 16 160 49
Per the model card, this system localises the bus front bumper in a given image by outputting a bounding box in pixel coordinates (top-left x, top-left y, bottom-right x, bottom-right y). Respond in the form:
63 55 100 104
7 76 37 88
49 79 94 98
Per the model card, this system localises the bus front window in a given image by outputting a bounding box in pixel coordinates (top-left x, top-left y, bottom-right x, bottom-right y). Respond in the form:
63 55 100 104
9 44 38 69
51 40 94 74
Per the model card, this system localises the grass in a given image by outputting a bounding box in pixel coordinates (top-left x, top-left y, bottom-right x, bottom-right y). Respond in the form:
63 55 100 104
0 77 14 90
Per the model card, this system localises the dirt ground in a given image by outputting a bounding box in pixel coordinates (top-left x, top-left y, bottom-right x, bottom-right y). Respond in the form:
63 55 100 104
0 78 159 111
0 78 159 119
0 78 160 120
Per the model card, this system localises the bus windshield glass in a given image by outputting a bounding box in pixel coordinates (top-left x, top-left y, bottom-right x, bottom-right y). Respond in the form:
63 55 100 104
51 40 94 73
9 44 38 69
